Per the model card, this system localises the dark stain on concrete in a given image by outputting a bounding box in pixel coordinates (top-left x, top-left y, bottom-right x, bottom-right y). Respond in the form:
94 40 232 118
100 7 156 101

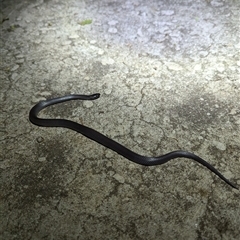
173 93 231 127
197 198 236 240
12 138 69 209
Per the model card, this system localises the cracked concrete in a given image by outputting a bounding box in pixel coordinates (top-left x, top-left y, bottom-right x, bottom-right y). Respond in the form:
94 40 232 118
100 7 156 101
1 0 240 239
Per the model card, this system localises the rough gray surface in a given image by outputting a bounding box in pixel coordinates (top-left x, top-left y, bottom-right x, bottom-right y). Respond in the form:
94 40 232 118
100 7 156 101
1 0 240 239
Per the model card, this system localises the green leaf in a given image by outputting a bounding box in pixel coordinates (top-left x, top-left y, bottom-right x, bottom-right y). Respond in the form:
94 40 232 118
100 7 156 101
79 19 92 26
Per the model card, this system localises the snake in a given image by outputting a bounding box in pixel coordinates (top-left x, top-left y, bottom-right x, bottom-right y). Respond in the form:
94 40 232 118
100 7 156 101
29 93 238 189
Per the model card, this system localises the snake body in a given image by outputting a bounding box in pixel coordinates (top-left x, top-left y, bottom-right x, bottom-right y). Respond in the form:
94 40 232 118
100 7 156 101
29 93 238 189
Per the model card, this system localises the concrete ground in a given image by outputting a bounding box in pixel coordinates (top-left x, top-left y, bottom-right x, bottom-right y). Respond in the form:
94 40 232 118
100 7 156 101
1 0 240 239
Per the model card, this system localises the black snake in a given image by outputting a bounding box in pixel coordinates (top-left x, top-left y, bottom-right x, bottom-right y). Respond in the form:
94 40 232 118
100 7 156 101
29 93 238 189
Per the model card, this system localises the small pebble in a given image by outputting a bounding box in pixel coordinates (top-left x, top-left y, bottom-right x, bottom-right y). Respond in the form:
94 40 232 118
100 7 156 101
11 73 19 80
199 51 208 57
108 27 118 33
37 136 44 143
161 10 175 16
113 173 125 183
217 64 225 73
38 157 46 162
83 101 93 108
194 64 202 71
16 54 24 58
104 87 112 95
212 140 226 151
165 62 182 71
69 34 79 39
98 49 104 55
16 59 24 64
11 65 19 71
101 58 115 65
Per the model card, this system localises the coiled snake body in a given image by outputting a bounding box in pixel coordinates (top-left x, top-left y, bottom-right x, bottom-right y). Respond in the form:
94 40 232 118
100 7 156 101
29 93 238 189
